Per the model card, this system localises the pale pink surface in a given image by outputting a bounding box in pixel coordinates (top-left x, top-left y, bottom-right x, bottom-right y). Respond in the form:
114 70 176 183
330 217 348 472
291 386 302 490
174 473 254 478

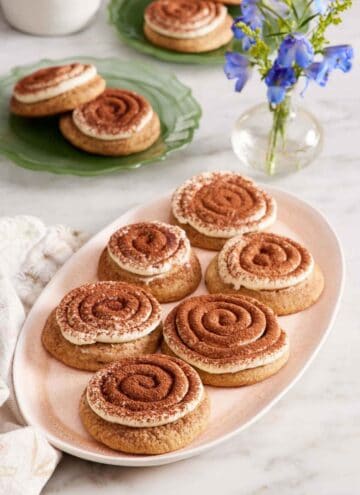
13 187 344 466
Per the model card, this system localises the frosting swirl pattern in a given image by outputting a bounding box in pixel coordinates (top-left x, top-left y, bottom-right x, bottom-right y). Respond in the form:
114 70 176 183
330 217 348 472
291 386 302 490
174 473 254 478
163 294 288 373
144 0 227 39
56 281 161 345
218 232 314 290
172 171 276 238
13 63 97 103
72 89 153 141
86 354 204 427
107 221 191 277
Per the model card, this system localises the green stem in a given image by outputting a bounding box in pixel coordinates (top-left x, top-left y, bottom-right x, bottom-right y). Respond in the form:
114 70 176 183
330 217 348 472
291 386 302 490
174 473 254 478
265 94 292 175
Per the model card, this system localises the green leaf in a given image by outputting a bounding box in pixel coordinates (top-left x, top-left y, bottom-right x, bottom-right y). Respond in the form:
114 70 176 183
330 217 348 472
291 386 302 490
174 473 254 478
264 31 290 38
289 2 299 21
298 13 319 29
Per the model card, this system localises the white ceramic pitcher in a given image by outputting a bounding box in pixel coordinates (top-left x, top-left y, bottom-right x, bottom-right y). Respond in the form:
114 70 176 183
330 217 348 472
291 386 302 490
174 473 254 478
1 0 102 36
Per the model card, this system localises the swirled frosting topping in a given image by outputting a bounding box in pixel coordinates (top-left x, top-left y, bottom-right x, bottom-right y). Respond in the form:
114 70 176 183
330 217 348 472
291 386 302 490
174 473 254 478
72 88 153 141
172 171 276 238
107 221 191 276
218 232 314 290
86 354 204 427
163 294 289 374
144 0 227 39
13 63 97 103
56 281 161 345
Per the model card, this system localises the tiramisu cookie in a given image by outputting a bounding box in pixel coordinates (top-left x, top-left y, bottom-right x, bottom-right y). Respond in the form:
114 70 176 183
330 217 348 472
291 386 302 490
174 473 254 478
10 63 105 117
59 88 161 156
205 232 325 315
98 221 202 303
80 354 210 454
171 171 277 250
144 0 233 53
42 281 162 371
162 294 289 387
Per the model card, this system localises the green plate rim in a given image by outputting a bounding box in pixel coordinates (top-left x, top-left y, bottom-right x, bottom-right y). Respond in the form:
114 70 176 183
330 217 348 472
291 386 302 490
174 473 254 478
0 56 202 176
108 0 240 65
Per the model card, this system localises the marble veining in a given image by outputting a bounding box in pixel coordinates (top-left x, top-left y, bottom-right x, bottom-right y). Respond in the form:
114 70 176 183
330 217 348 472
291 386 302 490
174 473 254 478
0 2 359 494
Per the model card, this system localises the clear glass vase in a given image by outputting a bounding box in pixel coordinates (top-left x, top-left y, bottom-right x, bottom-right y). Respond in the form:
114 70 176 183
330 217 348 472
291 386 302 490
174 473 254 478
231 94 323 177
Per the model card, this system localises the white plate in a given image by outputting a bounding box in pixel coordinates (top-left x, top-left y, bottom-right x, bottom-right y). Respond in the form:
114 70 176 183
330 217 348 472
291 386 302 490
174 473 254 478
13 187 345 467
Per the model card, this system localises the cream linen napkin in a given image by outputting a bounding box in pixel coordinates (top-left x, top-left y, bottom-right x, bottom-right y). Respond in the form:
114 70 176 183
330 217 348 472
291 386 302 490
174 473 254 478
0 215 86 495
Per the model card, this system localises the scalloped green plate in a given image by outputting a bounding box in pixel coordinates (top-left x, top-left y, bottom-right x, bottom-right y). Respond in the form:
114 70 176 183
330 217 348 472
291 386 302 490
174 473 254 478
108 0 241 65
0 57 201 176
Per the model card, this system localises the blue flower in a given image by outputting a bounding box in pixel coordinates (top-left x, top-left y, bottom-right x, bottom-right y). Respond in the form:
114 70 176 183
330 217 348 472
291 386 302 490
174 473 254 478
277 34 314 69
303 45 353 92
313 0 332 14
265 63 297 104
232 15 261 50
232 0 263 51
241 0 260 13
224 52 251 92
304 62 330 87
241 0 263 27
323 45 354 72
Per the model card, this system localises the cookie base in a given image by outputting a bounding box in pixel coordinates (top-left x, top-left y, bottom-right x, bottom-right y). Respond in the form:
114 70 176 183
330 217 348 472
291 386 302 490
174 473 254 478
171 212 228 251
162 340 290 387
205 255 325 315
59 111 161 156
79 391 210 454
97 248 202 303
143 15 233 53
214 0 241 5
41 310 162 371
10 75 106 117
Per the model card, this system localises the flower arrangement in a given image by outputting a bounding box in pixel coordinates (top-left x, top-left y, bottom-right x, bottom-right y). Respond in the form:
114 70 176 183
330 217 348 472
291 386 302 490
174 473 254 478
224 0 354 175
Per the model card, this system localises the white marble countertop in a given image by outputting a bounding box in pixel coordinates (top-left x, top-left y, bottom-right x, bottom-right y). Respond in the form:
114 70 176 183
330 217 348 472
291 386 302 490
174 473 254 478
1 2 359 493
